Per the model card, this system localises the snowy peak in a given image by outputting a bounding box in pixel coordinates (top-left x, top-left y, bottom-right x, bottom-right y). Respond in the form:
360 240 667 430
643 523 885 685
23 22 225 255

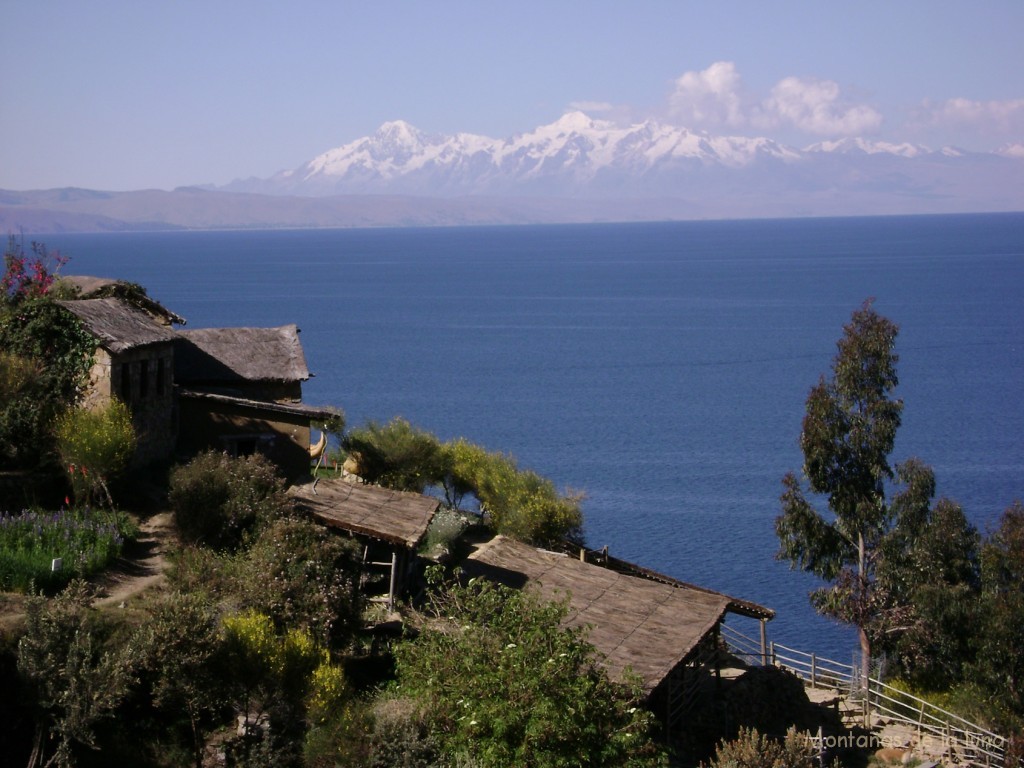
226 112 1019 201
803 137 928 158
290 112 808 193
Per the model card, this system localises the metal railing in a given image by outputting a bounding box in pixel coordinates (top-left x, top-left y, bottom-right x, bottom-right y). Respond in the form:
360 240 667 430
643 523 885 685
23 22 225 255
719 627 1011 767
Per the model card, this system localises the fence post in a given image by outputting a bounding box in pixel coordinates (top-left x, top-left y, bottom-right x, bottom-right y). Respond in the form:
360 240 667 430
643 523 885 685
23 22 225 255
760 618 768 667
811 653 817 688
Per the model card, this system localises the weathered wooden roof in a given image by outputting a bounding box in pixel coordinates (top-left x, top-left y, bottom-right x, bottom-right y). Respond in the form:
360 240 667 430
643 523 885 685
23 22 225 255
464 535 738 692
176 325 310 384
290 478 440 549
57 298 179 353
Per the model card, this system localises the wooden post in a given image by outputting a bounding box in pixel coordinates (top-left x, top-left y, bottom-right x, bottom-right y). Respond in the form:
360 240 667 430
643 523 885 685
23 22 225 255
760 618 768 667
811 653 817 688
714 626 722 692
388 550 398 612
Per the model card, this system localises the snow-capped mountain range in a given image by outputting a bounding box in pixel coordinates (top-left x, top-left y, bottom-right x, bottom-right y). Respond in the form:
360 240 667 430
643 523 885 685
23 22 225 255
3 113 1020 232
221 112 1022 203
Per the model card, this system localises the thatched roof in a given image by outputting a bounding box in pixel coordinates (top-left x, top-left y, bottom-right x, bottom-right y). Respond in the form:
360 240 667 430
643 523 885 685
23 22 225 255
57 298 179 353
60 275 120 295
176 325 310 384
290 478 440 549
59 276 186 326
178 388 340 421
464 535 760 692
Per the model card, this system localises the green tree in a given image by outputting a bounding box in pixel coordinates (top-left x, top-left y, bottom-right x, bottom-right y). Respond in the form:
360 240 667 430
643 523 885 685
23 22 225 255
54 399 137 508
870 459 981 689
392 570 666 767
972 502 1024 725
442 437 584 546
343 417 447 492
775 301 904 682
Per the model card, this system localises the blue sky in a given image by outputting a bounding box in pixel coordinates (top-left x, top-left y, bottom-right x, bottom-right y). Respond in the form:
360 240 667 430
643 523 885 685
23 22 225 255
2 1 1022 190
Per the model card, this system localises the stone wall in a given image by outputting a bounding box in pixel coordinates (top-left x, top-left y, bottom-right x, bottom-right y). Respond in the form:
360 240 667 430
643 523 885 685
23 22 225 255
83 343 177 467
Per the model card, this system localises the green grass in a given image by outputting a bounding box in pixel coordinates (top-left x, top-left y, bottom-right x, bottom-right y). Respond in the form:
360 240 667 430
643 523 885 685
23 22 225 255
0 507 137 593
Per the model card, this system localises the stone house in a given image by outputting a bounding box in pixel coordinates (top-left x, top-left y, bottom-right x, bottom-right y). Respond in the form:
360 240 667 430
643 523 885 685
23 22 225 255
175 325 336 480
58 280 333 478
57 297 180 466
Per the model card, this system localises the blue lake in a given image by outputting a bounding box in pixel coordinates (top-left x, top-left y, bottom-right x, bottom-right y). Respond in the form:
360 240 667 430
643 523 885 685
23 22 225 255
40 212 1024 662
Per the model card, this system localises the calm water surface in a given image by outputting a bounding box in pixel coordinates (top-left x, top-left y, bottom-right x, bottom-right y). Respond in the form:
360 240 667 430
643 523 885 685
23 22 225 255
41 213 1024 661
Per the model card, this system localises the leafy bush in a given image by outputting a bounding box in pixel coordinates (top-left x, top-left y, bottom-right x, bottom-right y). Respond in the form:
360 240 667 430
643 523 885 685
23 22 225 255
18 580 137 768
0 507 136 592
363 697 438 768
236 518 363 647
222 611 334 766
445 439 584 546
137 590 226 767
393 571 666 767
343 417 446 492
0 350 39 402
702 726 818 768
345 421 584 547
169 450 291 550
0 298 94 471
55 399 137 508
166 543 241 601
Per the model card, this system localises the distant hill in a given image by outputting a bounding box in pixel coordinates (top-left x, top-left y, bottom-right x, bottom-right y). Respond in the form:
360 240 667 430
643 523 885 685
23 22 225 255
4 113 1022 233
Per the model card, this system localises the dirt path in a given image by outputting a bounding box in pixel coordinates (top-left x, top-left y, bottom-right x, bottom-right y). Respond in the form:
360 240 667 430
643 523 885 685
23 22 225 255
93 511 175 608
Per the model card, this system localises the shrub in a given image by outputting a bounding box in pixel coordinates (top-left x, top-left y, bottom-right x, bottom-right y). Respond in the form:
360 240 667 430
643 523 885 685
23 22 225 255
702 726 818 768
237 518 363 647
0 507 135 593
450 444 584 546
393 572 666 767
0 298 94 471
419 506 469 559
54 399 137 508
138 590 226 767
343 417 446 492
364 697 438 768
221 611 329 766
169 450 291 550
1 234 68 304
18 581 137 768
346 421 585 547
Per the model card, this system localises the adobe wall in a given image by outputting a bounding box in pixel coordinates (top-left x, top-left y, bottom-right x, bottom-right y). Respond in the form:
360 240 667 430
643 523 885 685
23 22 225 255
176 397 313 481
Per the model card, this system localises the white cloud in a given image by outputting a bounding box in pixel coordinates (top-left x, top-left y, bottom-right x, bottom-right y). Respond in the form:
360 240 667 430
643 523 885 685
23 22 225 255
668 61 746 128
760 77 882 135
919 97 1024 134
667 62 882 138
